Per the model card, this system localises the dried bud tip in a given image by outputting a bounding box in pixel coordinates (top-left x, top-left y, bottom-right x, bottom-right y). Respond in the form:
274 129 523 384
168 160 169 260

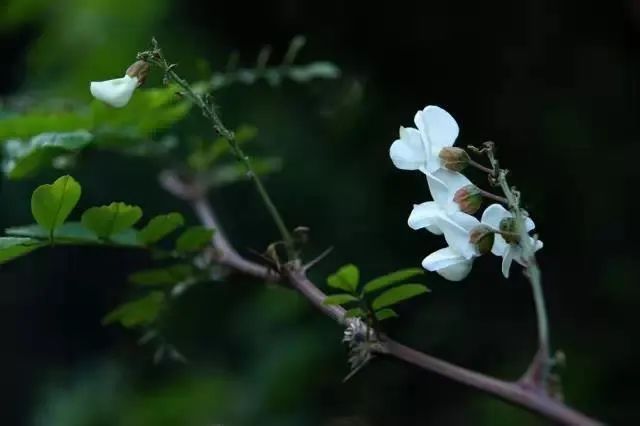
469 225 495 255
439 147 470 172
453 184 482 214
499 217 520 244
126 60 151 86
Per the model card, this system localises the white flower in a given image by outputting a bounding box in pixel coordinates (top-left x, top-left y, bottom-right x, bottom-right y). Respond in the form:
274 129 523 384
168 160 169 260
481 204 544 278
408 169 473 237
389 105 459 173
89 75 139 108
407 170 481 281
421 211 480 281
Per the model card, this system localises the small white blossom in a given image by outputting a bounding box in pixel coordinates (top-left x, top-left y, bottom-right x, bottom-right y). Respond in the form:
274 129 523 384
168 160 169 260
408 170 481 281
481 204 544 278
408 169 473 236
420 212 480 281
89 75 139 108
389 105 459 173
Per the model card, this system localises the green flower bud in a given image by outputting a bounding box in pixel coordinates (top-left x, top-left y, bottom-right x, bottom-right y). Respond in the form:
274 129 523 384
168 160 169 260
453 184 482 214
469 225 495 255
499 217 520 244
439 147 470 172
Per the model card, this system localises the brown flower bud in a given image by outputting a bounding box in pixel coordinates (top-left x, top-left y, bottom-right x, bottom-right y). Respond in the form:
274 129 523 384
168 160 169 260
126 60 150 86
469 225 495 255
438 147 470 172
499 217 520 244
453 184 482 214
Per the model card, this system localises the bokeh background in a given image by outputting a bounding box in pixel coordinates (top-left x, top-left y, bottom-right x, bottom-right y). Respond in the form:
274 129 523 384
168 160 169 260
1 0 638 424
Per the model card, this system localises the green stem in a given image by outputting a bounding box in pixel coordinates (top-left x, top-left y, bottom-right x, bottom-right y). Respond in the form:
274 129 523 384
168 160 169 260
144 53 295 259
486 151 551 384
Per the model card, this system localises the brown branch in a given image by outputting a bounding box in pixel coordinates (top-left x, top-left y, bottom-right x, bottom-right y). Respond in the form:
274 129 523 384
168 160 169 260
159 170 602 426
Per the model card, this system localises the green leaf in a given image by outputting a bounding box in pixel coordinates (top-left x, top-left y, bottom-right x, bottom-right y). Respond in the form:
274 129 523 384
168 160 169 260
92 86 190 137
81 202 143 239
375 308 399 321
0 237 45 264
139 213 184 245
102 292 165 328
322 293 359 306
129 264 194 286
344 307 365 318
372 284 429 310
362 268 424 294
327 264 359 293
7 222 97 243
6 222 142 247
31 175 82 235
0 112 91 140
175 226 214 252
3 130 93 179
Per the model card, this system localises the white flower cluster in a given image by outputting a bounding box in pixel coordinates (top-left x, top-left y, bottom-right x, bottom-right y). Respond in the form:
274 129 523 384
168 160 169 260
390 106 543 281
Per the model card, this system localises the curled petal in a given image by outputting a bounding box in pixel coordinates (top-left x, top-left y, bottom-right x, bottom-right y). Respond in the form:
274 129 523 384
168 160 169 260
481 203 511 229
426 172 449 207
491 233 509 257
415 105 459 150
422 247 472 281
534 239 543 251
90 75 138 108
432 169 472 197
438 260 473 281
408 202 442 234
415 105 459 172
389 127 426 170
524 216 536 232
501 246 516 278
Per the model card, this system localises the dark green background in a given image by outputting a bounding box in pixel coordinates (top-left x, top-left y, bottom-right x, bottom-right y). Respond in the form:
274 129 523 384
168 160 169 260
1 0 637 424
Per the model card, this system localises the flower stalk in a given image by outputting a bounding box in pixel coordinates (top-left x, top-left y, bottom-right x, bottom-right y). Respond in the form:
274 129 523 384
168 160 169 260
482 143 551 384
138 39 296 259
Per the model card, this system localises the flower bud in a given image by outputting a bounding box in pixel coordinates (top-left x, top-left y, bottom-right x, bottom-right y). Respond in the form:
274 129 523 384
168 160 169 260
469 225 495 255
453 184 482 214
439 147 470 172
126 60 150 86
499 217 520 244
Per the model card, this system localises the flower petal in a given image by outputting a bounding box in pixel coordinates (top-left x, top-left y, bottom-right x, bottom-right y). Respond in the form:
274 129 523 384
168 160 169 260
389 127 426 170
422 247 472 281
524 216 535 232
481 203 511 229
426 172 449 207
408 202 443 234
534 239 543 251
437 212 480 259
491 234 509 256
422 247 464 270
415 105 459 151
90 75 138 108
501 246 516 278
433 169 472 194
438 259 473 281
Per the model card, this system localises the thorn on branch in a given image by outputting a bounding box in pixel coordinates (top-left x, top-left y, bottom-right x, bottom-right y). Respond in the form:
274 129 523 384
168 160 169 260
303 246 334 272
